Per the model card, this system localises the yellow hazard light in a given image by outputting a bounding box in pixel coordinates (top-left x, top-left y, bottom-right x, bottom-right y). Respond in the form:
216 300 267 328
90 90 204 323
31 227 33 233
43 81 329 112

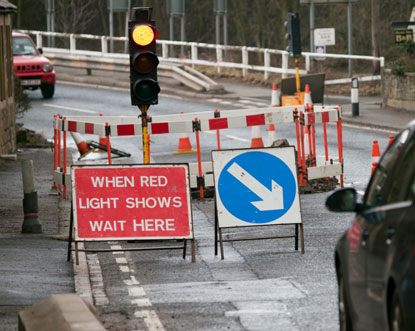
132 24 155 46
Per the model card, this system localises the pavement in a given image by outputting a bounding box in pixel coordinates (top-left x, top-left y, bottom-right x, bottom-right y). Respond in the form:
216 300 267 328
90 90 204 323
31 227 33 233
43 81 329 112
0 67 414 330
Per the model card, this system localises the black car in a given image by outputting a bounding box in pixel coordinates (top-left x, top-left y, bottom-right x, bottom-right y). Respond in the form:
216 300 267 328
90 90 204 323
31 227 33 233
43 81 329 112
326 121 415 331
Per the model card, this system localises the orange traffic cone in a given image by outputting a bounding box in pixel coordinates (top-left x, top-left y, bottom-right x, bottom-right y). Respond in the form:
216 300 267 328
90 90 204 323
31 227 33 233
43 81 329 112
174 132 196 154
71 132 92 158
271 83 280 107
267 124 277 146
304 84 312 107
371 140 381 175
387 135 394 147
250 126 264 148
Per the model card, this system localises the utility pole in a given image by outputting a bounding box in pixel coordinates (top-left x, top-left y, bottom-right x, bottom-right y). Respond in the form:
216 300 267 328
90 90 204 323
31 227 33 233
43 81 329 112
214 0 227 46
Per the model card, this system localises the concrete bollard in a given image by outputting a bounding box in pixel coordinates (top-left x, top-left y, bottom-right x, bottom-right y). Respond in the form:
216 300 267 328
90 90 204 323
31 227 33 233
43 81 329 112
351 77 359 117
21 160 42 233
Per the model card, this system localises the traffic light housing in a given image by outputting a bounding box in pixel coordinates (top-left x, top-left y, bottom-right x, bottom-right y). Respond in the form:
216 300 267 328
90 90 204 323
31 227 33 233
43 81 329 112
129 7 160 107
285 13 302 57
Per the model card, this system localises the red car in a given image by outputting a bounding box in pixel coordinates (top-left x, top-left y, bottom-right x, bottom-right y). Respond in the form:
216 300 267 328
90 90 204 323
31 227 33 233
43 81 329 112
12 31 56 98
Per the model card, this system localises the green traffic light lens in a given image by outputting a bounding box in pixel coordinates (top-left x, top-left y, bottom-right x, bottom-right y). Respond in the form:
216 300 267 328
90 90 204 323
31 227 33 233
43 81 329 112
133 80 160 101
132 52 159 74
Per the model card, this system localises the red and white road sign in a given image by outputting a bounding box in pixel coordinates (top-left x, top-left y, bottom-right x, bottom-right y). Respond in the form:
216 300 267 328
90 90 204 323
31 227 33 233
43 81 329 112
71 164 193 240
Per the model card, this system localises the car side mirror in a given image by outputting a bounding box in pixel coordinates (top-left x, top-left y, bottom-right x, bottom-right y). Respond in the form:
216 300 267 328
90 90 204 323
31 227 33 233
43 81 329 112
38 48 43 54
325 188 358 212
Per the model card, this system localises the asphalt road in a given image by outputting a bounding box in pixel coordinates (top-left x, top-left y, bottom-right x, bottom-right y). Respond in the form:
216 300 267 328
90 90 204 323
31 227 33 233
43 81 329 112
18 83 394 330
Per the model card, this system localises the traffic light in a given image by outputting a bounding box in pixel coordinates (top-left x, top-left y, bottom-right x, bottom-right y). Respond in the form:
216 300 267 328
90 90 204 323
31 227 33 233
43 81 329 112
285 13 302 57
129 7 160 107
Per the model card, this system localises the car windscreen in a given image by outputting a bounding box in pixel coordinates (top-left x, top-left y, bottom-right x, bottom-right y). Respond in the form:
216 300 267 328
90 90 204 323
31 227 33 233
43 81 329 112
13 37 38 56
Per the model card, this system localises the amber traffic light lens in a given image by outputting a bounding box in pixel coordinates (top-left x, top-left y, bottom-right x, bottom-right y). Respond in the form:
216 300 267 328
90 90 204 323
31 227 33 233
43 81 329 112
132 24 155 46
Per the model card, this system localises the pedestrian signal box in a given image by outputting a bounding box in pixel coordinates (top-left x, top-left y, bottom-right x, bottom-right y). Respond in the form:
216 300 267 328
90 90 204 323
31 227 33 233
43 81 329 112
129 7 160 107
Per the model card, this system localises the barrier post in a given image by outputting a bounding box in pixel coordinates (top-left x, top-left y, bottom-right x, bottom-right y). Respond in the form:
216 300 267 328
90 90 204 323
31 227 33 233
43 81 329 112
105 122 112 165
294 108 303 185
63 117 67 199
214 109 221 150
53 115 58 189
57 117 61 193
311 105 317 167
194 118 204 200
336 107 344 187
300 112 307 184
323 121 328 162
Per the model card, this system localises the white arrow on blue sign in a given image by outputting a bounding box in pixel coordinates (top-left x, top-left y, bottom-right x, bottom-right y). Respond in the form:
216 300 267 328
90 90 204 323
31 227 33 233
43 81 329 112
212 147 302 228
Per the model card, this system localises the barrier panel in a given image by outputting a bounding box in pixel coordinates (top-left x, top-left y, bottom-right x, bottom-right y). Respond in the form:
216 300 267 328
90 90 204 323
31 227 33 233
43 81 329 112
52 105 344 199
68 164 195 263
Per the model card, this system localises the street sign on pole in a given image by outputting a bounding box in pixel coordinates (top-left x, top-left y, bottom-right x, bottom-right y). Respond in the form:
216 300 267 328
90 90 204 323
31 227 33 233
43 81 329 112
394 29 413 45
314 45 326 60
212 147 302 228
314 28 335 46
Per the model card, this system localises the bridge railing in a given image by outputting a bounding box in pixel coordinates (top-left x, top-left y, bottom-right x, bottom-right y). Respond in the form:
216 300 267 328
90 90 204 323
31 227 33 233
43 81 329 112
20 30 384 82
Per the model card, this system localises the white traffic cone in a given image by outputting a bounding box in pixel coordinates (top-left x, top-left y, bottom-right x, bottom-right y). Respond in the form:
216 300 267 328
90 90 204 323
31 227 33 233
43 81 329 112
71 132 92 158
303 84 312 108
250 126 264 148
271 83 280 107
267 124 277 146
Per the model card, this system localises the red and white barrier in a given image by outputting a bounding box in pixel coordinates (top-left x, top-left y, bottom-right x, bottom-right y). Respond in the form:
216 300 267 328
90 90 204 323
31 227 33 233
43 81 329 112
53 104 344 198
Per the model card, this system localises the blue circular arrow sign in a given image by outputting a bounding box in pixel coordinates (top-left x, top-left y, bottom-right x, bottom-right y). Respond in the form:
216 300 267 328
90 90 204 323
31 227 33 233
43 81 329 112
218 151 297 224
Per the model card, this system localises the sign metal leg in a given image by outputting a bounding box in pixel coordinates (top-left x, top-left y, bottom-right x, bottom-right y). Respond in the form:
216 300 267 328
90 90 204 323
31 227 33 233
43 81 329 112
214 198 218 256
75 241 79 265
191 239 196 263
67 202 74 262
182 239 187 259
219 227 224 260
295 224 299 251
300 223 305 254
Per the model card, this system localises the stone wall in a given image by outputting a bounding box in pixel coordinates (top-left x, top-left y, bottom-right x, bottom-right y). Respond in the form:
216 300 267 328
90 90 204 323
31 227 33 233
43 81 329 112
0 12 16 155
383 69 415 112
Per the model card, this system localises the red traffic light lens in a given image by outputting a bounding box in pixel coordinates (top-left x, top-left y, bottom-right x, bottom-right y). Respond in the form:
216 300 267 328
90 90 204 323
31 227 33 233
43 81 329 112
132 79 160 101
132 52 159 74
132 24 157 46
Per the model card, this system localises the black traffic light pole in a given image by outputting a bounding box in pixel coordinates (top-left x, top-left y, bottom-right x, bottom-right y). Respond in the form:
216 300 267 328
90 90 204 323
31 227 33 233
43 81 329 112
129 7 160 164
285 13 302 93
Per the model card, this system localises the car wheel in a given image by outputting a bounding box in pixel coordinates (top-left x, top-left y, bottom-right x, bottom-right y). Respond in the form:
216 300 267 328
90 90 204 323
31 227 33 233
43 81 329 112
389 290 405 331
41 84 54 99
338 269 353 331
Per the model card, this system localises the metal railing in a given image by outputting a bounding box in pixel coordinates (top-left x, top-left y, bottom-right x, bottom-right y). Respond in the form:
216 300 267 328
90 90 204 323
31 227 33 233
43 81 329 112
20 30 385 81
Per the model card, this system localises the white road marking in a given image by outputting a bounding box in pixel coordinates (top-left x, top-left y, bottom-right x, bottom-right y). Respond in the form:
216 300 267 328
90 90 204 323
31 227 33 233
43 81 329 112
128 287 147 297
115 257 128 264
225 134 250 142
124 276 140 286
131 298 152 307
119 265 130 272
43 103 97 114
111 244 123 254
134 311 166 331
